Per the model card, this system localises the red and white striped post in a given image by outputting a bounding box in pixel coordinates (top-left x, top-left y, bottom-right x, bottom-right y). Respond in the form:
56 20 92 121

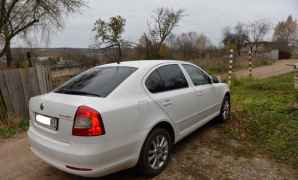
287 63 298 89
228 49 234 86
248 50 253 77
295 64 298 89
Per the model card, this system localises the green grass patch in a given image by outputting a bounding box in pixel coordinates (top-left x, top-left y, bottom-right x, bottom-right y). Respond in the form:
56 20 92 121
0 128 17 138
230 73 298 167
18 119 29 131
0 119 29 138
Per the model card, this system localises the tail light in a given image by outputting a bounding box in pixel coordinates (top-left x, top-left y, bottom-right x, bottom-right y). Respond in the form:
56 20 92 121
72 106 105 136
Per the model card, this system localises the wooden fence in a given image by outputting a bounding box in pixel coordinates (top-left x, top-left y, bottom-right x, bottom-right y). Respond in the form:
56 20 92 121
51 66 87 88
0 66 52 120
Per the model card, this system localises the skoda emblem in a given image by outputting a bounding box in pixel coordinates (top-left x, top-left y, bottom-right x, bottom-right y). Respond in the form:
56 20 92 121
40 103 44 111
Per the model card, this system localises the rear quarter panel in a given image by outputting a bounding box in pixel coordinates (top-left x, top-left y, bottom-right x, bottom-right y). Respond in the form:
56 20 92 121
137 96 178 141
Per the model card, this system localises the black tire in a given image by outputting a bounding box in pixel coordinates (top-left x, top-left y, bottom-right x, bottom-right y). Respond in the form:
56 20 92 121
218 94 231 122
137 128 172 177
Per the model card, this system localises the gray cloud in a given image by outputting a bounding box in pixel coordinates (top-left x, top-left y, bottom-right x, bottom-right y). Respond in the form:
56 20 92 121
47 0 297 48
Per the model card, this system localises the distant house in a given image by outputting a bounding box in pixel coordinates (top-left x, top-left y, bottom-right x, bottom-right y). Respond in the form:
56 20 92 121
292 48 298 58
242 41 292 60
36 56 50 62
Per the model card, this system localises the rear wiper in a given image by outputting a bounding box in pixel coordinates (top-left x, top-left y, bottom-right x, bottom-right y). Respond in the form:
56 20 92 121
55 89 102 97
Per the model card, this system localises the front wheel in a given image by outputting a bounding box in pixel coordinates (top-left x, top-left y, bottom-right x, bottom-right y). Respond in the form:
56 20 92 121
137 128 172 177
218 95 231 122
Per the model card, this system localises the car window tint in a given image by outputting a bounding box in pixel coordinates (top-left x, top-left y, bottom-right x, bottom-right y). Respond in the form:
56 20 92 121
183 64 210 86
145 70 164 93
56 66 137 97
146 64 188 93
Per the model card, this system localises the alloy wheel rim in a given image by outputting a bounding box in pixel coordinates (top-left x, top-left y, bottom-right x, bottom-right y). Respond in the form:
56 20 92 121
148 135 169 170
222 100 230 120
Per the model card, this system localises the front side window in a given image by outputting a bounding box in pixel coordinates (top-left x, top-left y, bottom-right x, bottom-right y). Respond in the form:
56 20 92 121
183 64 211 86
55 66 137 97
146 64 188 93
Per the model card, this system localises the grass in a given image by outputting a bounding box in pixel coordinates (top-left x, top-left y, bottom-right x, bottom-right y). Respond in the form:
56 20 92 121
190 57 274 74
229 73 298 167
0 118 29 138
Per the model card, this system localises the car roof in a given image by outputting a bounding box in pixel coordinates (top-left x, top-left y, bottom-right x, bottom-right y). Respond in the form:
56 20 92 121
98 60 188 69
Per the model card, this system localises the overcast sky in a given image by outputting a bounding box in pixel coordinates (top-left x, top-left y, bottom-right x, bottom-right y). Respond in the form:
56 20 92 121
29 0 298 48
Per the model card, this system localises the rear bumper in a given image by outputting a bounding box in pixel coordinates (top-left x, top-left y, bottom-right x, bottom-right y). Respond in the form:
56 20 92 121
27 127 138 177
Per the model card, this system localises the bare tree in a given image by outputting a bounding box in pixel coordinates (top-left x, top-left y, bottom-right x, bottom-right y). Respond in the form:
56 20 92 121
136 33 151 59
222 23 249 56
165 33 176 49
248 19 271 55
196 33 211 58
144 7 184 58
0 0 85 67
92 15 126 63
164 32 212 59
175 32 197 58
234 23 249 56
273 15 298 46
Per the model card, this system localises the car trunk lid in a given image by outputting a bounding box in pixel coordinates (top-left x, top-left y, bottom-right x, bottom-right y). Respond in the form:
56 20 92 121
29 92 103 144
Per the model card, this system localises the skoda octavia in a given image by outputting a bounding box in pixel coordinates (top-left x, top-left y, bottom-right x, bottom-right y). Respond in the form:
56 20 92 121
28 60 230 177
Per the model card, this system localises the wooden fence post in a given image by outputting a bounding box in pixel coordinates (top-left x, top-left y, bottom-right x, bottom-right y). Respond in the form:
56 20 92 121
228 49 234 86
248 50 253 77
27 51 33 67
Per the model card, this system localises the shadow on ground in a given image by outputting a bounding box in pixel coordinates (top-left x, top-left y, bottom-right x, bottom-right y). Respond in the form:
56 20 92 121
45 119 220 180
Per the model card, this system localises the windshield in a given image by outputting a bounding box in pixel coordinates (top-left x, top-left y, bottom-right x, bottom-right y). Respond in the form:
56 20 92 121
55 66 137 97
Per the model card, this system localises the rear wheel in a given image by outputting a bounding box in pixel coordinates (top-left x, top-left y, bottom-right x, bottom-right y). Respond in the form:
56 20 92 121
218 95 231 122
137 128 172 177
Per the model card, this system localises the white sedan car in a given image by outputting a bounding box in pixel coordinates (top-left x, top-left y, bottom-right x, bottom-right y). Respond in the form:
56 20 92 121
28 60 230 177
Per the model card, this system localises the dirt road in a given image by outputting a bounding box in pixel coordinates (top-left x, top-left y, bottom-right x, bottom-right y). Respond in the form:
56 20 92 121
232 59 298 79
1 60 298 180
0 121 297 180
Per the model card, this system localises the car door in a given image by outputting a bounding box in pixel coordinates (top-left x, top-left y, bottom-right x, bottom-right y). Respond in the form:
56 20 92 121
182 64 219 121
145 64 199 132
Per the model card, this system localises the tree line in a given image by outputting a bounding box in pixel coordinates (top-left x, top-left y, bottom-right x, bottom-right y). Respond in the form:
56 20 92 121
93 12 298 62
222 16 298 57
1 1 298 67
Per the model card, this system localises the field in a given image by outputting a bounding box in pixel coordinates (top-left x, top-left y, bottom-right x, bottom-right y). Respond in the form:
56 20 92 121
191 57 274 74
230 73 298 167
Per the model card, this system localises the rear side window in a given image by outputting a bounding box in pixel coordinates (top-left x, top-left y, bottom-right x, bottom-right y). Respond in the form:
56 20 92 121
183 64 211 86
55 66 137 97
146 64 188 93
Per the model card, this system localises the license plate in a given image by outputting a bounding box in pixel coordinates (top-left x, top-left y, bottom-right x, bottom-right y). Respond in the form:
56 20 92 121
35 114 58 130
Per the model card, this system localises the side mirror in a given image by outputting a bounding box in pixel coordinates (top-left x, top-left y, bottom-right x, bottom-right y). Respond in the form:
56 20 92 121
211 75 221 83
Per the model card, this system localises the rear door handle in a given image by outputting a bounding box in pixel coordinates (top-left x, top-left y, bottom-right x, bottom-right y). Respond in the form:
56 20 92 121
161 99 173 107
196 90 204 96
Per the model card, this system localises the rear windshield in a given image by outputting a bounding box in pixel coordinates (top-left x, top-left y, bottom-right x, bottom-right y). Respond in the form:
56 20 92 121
55 66 137 97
